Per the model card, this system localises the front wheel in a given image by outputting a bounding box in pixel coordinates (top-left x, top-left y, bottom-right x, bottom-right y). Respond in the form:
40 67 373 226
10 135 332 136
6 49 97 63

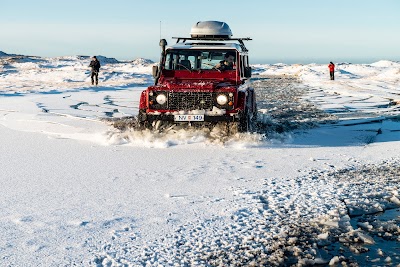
238 108 257 133
137 109 152 130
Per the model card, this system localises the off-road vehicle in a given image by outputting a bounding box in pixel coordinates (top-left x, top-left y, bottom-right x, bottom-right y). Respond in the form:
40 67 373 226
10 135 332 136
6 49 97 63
138 21 256 133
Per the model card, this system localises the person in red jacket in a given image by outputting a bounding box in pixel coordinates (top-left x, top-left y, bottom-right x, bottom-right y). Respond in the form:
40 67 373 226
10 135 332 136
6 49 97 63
328 62 335 80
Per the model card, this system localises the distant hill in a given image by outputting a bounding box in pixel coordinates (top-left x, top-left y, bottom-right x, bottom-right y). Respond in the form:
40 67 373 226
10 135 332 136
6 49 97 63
0 51 17 57
56 55 120 64
0 51 45 64
96 56 120 64
370 60 400 68
131 58 155 65
1 51 154 65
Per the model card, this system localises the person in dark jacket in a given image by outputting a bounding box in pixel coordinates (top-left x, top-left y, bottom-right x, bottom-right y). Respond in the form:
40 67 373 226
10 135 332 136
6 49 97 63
89 56 101 85
215 51 235 71
328 61 335 80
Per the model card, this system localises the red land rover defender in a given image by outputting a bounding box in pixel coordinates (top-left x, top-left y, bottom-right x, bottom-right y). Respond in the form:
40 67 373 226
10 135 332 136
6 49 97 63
138 21 256 133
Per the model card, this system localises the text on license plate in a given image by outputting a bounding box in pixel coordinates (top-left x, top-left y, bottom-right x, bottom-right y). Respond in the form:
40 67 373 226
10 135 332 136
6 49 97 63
174 115 204 122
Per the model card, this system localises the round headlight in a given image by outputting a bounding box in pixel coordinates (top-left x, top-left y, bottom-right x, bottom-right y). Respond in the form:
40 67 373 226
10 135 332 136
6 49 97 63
156 94 167 105
216 94 228 105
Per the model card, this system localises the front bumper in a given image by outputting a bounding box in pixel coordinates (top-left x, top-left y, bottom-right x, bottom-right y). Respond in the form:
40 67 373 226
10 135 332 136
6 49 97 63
138 113 239 123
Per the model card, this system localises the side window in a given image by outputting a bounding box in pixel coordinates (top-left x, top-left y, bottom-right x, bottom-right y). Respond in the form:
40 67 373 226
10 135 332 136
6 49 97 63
164 53 181 70
244 55 250 78
239 55 244 77
164 53 172 70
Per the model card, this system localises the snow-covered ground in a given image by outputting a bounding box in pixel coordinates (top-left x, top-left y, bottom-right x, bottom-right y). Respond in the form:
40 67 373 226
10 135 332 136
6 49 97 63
1 52 399 266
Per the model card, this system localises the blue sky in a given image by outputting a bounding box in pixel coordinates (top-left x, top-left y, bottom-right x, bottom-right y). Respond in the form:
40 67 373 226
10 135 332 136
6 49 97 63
1 0 399 63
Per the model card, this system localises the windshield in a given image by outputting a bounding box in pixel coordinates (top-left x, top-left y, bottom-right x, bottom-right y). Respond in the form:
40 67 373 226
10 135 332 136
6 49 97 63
164 50 236 71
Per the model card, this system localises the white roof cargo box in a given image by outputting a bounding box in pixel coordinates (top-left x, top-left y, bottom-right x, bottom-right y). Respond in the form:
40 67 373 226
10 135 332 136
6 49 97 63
190 21 233 38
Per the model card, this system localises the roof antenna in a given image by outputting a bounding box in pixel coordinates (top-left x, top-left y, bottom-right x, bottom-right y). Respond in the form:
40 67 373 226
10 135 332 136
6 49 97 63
159 21 162 39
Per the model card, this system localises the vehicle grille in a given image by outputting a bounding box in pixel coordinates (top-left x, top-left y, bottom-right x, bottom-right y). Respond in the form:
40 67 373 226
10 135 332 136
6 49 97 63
168 92 214 110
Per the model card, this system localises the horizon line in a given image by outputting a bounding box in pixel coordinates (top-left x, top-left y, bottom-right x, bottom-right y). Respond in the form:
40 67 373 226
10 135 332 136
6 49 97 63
1 50 399 65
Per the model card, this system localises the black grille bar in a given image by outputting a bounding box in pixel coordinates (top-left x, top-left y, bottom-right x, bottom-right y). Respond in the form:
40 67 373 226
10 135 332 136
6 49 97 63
168 92 215 110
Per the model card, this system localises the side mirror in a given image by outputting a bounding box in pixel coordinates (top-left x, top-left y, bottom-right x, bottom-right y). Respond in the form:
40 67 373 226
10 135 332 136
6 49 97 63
152 65 159 78
245 66 252 78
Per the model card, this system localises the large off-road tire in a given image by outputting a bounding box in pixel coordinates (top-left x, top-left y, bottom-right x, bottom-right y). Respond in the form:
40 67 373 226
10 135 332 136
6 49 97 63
238 108 258 133
137 110 152 130
238 110 248 133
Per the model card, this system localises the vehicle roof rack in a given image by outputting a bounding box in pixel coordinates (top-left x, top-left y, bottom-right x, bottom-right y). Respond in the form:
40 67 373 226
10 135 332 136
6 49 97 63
172 37 252 52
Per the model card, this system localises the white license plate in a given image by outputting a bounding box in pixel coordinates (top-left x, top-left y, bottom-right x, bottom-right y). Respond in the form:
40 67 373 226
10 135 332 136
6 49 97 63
174 115 204 122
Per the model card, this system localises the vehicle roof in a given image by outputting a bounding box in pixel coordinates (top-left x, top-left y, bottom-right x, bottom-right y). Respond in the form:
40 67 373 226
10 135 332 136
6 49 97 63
167 42 245 52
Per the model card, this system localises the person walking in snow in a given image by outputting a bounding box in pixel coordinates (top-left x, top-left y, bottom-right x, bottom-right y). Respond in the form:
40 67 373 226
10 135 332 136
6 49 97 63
328 61 335 80
89 56 101 85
